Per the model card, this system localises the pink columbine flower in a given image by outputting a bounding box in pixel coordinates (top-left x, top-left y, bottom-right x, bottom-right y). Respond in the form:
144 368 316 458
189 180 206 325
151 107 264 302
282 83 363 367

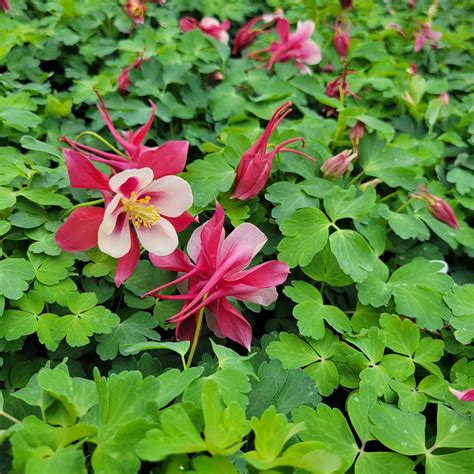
124 0 147 24
231 102 315 200
179 16 231 44
145 204 289 350
349 121 365 146
411 187 459 229
333 18 350 60
232 12 282 56
449 387 474 402
56 157 193 286
407 63 417 75
439 91 449 105
0 0 10 12
414 22 441 52
117 57 145 95
320 149 357 179
407 0 416 9
249 18 322 74
388 22 406 38
326 69 359 100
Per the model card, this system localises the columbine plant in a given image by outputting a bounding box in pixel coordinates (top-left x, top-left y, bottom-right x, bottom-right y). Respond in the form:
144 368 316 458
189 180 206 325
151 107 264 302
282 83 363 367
232 102 315 200
249 18 322 74
411 187 459 229
179 16 231 43
145 204 289 357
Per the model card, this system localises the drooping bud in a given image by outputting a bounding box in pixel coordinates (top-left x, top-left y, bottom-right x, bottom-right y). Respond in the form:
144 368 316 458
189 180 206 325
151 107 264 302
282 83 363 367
320 149 357 179
412 187 459 229
334 19 350 59
360 178 382 191
340 0 352 10
407 63 417 75
349 121 365 145
438 91 449 105
407 0 416 9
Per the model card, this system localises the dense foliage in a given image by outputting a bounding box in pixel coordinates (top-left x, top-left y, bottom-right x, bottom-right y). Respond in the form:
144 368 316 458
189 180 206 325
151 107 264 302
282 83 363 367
1 0 473 473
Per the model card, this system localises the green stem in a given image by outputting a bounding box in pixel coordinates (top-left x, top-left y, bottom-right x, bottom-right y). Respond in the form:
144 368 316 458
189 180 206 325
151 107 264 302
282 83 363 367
395 197 415 213
66 199 105 216
0 410 21 424
75 131 128 158
185 294 208 369
348 171 364 186
380 190 400 202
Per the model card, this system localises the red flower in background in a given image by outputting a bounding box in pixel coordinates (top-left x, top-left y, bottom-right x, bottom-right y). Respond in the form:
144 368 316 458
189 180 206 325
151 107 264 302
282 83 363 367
333 18 350 59
146 204 289 350
232 102 315 200
180 16 231 44
0 0 10 13
325 68 359 100
124 0 147 24
414 22 441 52
117 57 146 95
340 0 353 10
232 11 283 56
249 18 322 74
412 187 459 229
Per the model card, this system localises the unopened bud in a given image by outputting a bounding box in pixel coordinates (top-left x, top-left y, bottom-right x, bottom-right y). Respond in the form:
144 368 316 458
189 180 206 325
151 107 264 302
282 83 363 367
320 149 356 179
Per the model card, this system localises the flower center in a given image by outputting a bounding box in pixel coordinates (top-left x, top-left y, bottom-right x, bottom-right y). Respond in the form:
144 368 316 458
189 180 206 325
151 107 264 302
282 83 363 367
122 192 160 229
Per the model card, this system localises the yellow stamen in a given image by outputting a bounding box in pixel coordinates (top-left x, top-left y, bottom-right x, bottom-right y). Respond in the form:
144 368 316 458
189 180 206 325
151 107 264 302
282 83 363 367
121 194 160 229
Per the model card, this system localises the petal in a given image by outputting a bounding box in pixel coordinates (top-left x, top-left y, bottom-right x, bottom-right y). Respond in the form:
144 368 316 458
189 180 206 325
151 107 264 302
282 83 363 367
449 387 474 402
149 249 194 272
218 223 267 272
275 18 290 42
167 211 197 233
109 167 154 194
98 213 132 258
300 41 322 65
136 140 189 179
100 193 124 235
142 175 193 217
244 287 278 306
214 298 252 350
63 149 111 190
135 217 178 256
55 207 104 252
130 101 156 147
294 20 315 41
226 260 290 287
115 231 140 287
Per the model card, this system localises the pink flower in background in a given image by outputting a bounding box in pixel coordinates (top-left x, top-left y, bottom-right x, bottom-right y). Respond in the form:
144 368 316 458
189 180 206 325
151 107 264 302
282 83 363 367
449 387 474 401
340 0 352 9
388 22 406 38
438 91 449 105
124 0 147 24
232 102 315 200
56 156 193 286
333 18 350 59
117 57 145 95
407 63 417 75
249 18 322 74
414 22 441 52
320 149 357 179
412 187 459 229
0 0 10 13
179 16 231 44
326 69 359 100
146 204 289 349
407 0 416 9
232 11 283 55
349 121 365 146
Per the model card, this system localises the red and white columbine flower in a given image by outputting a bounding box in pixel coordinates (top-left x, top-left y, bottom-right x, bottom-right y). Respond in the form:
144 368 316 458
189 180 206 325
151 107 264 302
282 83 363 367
411 187 459 229
179 16 231 44
232 102 315 200
124 0 147 24
56 155 193 286
449 387 474 402
249 18 321 74
145 204 289 350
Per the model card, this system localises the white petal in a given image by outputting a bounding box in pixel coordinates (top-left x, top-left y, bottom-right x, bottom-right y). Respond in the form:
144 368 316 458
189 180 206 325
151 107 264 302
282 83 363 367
141 175 193 217
136 217 178 256
109 167 154 194
101 194 124 235
98 214 132 258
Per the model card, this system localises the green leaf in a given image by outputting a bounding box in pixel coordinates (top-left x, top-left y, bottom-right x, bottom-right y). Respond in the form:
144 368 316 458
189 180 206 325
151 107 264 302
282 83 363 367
293 404 358 471
329 230 376 282
444 285 474 344
379 205 430 241
323 186 376 222
278 208 331 268
18 188 71 208
121 340 190 358
435 404 474 448
355 452 415 474
155 368 204 409
267 332 320 368
370 403 426 455
29 253 75 286
380 314 420 356
355 114 394 140
0 187 17 210
191 455 239 474
0 258 35 300
425 450 474 474
347 385 377 444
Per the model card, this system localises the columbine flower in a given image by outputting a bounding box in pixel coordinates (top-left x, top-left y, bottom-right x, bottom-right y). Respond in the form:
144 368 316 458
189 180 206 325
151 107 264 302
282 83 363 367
124 0 147 25
117 57 145 95
340 0 352 9
0 0 10 13
179 16 231 44
249 18 322 74
231 102 315 200
438 91 449 105
232 12 282 56
407 0 416 9
56 156 193 286
326 69 359 100
333 18 350 59
407 63 417 75
349 121 365 146
145 204 289 350
414 22 441 52
411 187 459 229
388 22 406 38
320 149 357 179
449 387 474 402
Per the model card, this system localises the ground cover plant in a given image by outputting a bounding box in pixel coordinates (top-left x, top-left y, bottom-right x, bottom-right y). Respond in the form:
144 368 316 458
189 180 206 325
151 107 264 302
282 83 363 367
0 0 473 472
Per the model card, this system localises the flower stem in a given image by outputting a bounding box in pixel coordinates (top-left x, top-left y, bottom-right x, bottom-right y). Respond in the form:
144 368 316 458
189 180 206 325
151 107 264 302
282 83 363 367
380 190 400 202
185 294 208 369
0 410 21 424
348 171 364 186
66 199 105 216
395 197 416 213
75 131 128 158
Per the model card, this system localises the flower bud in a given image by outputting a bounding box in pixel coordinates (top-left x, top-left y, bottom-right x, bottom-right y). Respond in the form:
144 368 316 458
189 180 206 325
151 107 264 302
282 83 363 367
412 187 459 229
320 149 356 179
340 0 352 10
407 63 417 75
359 179 382 191
438 91 449 105
334 19 350 59
407 0 416 9
349 121 365 145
